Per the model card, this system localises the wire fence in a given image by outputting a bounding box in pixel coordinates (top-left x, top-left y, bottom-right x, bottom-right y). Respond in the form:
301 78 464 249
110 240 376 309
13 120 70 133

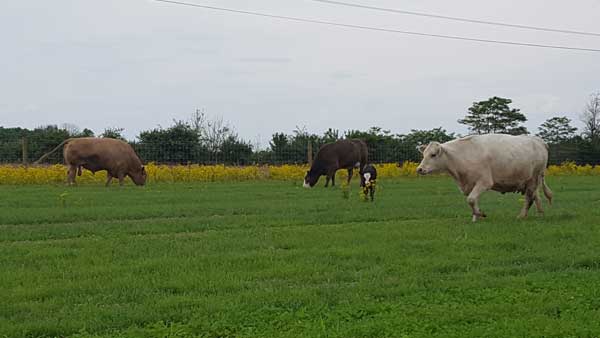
1 138 598 166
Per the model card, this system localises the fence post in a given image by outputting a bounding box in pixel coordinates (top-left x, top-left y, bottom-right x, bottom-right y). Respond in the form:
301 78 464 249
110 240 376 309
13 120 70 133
21 137 28 165
307 141 313 165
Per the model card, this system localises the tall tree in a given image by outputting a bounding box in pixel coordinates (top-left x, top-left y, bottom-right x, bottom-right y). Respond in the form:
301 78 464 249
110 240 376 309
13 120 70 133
580 92 600 142
458 96 528 135
536 116 577 144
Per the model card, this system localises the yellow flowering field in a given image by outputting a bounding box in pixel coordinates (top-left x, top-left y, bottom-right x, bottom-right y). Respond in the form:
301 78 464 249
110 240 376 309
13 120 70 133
546 161 600 176
0 161 598 185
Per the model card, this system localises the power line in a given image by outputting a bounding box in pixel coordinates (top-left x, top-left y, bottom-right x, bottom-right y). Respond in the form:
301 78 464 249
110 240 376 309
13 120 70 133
150 0 600 53
309 0 600 37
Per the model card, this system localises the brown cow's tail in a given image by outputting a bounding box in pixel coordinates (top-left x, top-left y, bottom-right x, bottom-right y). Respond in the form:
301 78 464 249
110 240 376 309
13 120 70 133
33 138 71 164
540 174 553 205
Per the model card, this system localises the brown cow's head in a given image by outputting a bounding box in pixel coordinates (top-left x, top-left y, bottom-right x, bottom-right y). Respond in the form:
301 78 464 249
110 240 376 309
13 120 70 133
129 165 147 186
416 142 447 175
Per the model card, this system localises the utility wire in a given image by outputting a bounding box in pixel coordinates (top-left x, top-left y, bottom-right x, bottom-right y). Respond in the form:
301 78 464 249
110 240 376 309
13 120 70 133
150 0 600 53
310 0 600 37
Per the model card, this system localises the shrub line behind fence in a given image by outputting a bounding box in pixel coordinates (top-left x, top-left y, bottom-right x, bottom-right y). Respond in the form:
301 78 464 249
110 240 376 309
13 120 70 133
2 138 599 166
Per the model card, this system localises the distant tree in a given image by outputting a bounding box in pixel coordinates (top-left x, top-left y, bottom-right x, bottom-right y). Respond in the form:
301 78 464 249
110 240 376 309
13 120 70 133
289 127 322 163
137 121 201 163
0 127 27 162
187 109 239 152
345 127 398 162
204 116 233 152
79 128 95 137
269 133 289 152
458 97 528 135
101 127 125 140
189 108 207 138
27 125 71 163
61 123 81 136
396 127 456 163
580 92 600 142
268 127 323 164
321 128 340 144
402 127 456 146
219 135 253 165
536 116 577 144
0 127 27 142
57 123 94 137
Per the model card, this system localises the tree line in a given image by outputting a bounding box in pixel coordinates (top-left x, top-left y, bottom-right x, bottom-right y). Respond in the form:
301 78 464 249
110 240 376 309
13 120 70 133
2 93 599 165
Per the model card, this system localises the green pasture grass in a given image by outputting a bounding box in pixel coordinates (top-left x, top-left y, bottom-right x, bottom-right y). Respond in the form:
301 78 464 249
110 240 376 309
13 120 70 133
1 176 600 338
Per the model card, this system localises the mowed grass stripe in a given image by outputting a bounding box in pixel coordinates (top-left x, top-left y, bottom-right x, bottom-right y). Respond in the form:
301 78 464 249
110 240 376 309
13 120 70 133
0 176 597 243
1 177 600 337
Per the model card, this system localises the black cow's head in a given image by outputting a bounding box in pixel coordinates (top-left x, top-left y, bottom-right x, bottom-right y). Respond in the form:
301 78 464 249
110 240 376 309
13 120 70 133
303 169 321 188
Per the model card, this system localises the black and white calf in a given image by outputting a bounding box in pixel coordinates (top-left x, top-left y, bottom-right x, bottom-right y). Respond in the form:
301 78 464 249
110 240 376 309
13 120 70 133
361 164 377 201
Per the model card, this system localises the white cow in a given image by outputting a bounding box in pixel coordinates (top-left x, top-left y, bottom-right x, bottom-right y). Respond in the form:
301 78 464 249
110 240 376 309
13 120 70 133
416 134 553 222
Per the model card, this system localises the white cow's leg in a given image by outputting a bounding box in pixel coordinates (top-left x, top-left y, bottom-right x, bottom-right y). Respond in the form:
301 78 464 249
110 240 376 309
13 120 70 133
466 181 491 222
534 190 544 215
519 185 537 218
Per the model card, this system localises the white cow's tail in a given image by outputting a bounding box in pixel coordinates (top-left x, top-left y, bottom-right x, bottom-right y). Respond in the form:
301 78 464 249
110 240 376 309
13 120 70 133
540 174 553 205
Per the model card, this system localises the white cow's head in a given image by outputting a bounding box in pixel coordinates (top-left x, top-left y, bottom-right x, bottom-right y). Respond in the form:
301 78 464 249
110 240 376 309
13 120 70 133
416 142 447 175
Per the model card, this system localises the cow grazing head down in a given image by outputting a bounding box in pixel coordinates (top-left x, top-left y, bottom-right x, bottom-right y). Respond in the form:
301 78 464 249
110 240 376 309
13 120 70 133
129 165 147 186
303 169 321 188
416 142 447 175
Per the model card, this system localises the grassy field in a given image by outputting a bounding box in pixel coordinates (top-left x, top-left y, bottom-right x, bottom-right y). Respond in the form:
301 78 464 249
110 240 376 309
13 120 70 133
1 176 600 338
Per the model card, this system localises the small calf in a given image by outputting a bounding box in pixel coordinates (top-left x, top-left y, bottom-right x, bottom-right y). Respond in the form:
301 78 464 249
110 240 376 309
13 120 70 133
361 164 377 202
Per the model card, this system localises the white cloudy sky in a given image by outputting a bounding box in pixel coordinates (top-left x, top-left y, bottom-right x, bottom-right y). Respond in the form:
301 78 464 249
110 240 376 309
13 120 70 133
1 0 599 146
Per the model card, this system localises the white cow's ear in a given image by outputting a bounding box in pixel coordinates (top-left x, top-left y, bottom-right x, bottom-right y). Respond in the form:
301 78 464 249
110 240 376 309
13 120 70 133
416 144 427 154
435 145 444 156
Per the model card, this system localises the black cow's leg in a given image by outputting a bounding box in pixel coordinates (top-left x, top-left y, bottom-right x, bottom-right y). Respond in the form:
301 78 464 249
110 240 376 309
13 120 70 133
105 174 113 187
324 175 330 187
118 173 125 186
370 186 375 201
331 172 336 187
347 168 353 185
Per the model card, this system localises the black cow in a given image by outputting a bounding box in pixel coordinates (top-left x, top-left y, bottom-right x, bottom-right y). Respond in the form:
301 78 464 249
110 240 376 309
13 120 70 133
303 139 368 188
361 164 377 201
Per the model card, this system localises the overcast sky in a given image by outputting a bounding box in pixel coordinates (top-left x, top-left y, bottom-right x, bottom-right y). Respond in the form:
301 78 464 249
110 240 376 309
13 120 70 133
1 0 599 147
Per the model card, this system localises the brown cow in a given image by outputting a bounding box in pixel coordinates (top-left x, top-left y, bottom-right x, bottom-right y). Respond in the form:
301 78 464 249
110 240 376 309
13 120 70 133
303 139 368 188
35 137 147 186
